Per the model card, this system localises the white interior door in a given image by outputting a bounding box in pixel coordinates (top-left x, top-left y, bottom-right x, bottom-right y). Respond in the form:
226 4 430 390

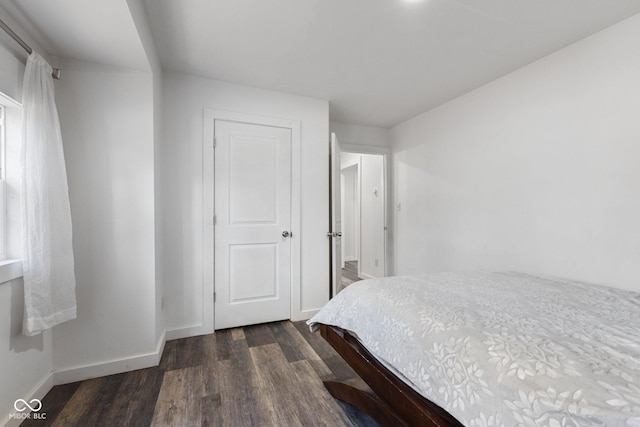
330 132 342 297
214 120 292 330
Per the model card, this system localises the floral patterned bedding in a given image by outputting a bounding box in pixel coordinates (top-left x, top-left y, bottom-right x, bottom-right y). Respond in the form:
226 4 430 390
308 271 640 427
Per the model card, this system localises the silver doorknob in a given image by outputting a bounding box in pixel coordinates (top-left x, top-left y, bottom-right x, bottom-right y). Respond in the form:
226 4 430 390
282 231 291 238
326 232 342 238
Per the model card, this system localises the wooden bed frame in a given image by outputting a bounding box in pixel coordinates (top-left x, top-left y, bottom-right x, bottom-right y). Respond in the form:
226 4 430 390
320 324 464 427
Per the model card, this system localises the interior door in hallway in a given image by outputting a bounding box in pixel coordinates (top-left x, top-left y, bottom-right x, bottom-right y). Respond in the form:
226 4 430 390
214 120 292 329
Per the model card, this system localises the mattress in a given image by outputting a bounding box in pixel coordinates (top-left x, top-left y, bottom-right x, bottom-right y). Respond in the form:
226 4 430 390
308 271 640 426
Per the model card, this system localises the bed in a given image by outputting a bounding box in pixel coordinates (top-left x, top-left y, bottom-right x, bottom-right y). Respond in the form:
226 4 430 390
308 271 640 427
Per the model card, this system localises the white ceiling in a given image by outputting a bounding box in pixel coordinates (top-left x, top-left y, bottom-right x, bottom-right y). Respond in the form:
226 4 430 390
143 0 640 127
3 0 640 127
0 0 149 71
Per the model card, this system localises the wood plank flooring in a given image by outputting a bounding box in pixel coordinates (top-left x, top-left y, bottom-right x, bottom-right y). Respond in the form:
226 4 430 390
21 321 378 427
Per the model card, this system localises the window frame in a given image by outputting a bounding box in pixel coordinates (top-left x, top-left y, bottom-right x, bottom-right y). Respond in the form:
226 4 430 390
0 91 24 283
0 102 6 260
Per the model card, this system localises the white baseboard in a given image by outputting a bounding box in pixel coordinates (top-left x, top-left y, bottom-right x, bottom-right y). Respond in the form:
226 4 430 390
359 273 376 280
52 330 166 385
344 256 357 262
165 324 208 341
292 308 320 322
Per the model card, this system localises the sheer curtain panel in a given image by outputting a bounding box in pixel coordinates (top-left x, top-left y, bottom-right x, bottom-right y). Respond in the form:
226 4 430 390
21 52 76 336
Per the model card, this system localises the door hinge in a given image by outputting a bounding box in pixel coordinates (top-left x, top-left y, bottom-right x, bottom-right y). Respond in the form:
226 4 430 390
213 214 217 225
214 292 216 303
213 137 217 148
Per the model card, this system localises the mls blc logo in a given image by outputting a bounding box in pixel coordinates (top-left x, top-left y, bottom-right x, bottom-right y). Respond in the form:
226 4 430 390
14 398 42 412
9 398 46 420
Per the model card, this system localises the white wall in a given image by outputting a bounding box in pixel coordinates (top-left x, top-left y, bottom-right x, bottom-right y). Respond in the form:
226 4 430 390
126 0 166 343
0 97 53 427
0 43 23 102
360 154 385 279
0 279 53 425
0 4 52 102
1 5 162 420
392 14 640 291
0 9 54 422
330 121 390 148
52 59 158 373
340 152 360 169
162 71 329 332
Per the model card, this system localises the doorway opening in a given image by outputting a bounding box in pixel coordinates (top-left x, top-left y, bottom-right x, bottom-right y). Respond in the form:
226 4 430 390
339 151 386 292
329 133 390 297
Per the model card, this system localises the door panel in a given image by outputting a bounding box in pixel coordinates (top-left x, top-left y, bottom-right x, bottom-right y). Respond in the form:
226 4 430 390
215 120 292 330
229 135 278 223
229 243 277 302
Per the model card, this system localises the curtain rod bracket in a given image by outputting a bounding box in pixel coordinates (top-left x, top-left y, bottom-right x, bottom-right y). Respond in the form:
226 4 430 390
0 17 62 80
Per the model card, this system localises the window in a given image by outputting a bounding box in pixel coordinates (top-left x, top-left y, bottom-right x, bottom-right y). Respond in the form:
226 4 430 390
0 91 23 264
0 103 6 259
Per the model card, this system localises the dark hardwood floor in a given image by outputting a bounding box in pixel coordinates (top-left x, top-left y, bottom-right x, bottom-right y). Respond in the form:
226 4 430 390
21 321 379 427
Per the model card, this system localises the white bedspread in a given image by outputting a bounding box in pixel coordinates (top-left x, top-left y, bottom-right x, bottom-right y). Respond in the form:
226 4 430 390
308 271 640 427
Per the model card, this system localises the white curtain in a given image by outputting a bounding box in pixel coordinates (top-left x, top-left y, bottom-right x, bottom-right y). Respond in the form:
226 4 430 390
21 52 76 336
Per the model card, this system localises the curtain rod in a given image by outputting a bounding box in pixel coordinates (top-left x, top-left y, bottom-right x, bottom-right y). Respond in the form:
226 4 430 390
0 17 61 80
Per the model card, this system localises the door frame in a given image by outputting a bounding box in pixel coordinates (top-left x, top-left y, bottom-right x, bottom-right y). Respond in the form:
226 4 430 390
203 109 301 332
338 143 391 278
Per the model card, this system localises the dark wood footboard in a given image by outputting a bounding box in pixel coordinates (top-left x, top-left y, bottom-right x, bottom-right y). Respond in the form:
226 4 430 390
320 324 463 427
